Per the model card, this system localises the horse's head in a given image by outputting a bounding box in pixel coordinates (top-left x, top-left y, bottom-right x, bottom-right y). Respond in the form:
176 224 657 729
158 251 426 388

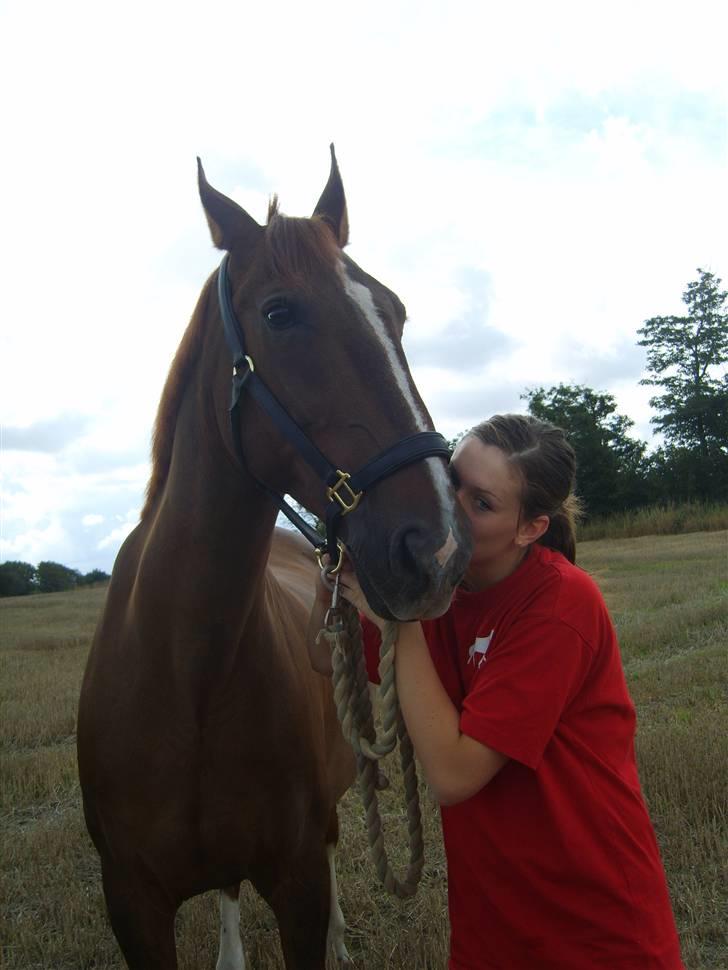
198 147 471 620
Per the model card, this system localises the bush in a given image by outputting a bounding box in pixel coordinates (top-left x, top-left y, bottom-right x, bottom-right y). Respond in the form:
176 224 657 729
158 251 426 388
77 569 110 587
36 561 79 594
0 561 37 597
578 501 728 541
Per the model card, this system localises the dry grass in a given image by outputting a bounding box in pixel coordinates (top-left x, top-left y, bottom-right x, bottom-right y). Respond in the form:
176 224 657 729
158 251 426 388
578 500 728 541
1 532 726 968
577 530 728 970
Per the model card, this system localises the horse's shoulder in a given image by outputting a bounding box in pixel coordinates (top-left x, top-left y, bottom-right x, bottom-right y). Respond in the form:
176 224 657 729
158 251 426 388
267 527 318 609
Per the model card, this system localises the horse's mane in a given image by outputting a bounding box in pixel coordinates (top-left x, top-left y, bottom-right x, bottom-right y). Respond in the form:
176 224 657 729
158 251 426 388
141 208 340 519
142 276 214 519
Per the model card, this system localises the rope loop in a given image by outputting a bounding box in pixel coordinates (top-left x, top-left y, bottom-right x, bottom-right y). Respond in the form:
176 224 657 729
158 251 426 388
322 603 424 898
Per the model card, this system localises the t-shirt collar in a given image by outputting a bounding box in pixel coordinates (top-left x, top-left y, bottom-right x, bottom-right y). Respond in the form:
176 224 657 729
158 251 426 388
453 543 545 610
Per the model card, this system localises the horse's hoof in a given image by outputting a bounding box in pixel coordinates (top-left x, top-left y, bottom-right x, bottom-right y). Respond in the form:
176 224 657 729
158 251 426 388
375 769 390 790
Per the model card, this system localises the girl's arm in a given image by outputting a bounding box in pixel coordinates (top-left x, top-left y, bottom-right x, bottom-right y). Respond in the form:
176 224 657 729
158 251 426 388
394 622 508 805
340 565 508 806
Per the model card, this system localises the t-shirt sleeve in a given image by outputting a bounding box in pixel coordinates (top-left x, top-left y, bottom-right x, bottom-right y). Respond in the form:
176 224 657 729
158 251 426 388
460 614 593 770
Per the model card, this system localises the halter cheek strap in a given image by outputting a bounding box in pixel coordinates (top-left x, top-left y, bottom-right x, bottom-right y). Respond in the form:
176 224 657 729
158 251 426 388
217 254 452 569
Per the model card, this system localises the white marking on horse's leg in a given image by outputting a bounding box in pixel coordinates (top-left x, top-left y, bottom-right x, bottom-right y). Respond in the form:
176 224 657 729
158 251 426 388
215 887 245 970
434 527 457 568
338 261 460 540
327 843 351 964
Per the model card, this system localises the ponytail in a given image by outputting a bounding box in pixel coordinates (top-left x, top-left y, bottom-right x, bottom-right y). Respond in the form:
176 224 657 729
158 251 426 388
538 494 582 564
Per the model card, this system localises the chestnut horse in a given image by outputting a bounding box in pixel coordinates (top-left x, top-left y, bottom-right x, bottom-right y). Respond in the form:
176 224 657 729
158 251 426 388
77 148 470 969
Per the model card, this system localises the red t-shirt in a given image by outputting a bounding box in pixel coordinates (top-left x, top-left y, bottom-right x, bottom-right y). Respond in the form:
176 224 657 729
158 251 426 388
362 543 684 970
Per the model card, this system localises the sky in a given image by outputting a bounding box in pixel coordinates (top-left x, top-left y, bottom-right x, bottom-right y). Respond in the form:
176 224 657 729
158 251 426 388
1 0 726 573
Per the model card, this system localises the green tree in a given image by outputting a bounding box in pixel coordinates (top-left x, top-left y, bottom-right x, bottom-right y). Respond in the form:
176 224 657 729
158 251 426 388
77 568 110 586
0 561 37 597
643 440 728 504
638 269 728 461
36 561 79 593
523 384 649 517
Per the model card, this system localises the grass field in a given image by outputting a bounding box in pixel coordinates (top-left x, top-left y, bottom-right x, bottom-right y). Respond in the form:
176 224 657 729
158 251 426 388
578 500 728 542
1 531 726 969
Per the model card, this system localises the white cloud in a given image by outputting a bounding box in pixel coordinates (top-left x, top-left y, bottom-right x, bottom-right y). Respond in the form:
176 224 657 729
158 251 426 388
0 521 70 566
1 0 726 570
98 509 139 552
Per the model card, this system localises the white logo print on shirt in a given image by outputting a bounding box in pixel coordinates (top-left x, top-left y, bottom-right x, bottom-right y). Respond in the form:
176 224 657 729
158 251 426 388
468 631 494 668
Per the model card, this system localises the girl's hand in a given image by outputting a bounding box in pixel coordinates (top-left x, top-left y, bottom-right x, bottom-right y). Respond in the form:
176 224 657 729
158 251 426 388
314 565 334 606
339 558 388 631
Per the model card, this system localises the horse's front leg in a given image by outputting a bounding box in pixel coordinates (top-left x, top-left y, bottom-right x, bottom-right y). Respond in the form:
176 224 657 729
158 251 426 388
216 884 245 970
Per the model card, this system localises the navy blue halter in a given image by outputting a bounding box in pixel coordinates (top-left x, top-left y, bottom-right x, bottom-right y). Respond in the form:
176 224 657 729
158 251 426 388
217 253 452 569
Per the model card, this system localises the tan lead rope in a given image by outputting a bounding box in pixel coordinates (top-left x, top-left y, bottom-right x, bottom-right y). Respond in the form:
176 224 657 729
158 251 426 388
318 600 424 898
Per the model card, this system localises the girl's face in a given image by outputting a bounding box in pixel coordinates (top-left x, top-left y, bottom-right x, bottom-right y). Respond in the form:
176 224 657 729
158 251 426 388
449 436 548 589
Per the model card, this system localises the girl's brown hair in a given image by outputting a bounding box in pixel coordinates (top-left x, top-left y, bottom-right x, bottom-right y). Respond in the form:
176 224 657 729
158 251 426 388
467 414 581 563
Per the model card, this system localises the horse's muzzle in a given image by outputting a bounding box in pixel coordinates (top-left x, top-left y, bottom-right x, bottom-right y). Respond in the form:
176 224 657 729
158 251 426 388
353 518 472 622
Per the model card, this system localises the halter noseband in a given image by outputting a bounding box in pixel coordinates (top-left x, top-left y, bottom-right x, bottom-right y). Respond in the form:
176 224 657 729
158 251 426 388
217 254 451 573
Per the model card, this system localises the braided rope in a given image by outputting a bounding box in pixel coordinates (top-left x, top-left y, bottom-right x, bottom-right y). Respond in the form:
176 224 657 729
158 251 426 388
320 603 424 898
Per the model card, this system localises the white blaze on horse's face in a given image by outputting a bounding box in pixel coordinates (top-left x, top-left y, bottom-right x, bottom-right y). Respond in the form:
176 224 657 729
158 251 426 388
337 259 456 566
337 261 429 432
434 527 458 569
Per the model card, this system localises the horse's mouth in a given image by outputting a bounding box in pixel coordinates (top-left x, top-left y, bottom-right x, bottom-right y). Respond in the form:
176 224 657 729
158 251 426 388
358 564 464 624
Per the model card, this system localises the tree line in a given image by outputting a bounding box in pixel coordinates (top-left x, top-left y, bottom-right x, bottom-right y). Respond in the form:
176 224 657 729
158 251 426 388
1 269 725 597
0 561 110 597
520 268 727 517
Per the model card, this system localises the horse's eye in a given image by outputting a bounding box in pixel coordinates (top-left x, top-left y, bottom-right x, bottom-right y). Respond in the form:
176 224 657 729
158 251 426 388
263 302 294 329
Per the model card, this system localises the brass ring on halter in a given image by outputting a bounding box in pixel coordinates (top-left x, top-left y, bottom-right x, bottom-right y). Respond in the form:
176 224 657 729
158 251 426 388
316 540 346 584
233 355 255 376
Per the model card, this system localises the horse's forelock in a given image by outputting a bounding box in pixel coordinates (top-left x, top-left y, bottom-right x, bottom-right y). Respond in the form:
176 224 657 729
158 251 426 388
263 213 340 289
267 194 280 223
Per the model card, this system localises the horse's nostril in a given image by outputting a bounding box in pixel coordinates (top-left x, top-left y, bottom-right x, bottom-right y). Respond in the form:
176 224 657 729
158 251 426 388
389 522 431 574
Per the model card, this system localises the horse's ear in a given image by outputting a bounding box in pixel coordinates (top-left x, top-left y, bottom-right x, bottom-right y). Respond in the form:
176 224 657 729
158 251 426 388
197 158 263 252
312 144 349 247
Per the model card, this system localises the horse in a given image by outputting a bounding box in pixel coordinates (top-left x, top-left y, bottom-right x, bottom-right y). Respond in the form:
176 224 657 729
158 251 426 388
77 147 471 970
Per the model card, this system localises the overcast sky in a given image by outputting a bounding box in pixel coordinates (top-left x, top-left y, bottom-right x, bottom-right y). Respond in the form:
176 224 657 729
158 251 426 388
1 0 726 573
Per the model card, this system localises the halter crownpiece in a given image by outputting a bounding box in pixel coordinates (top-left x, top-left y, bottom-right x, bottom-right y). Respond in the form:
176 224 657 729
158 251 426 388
217 253 452 572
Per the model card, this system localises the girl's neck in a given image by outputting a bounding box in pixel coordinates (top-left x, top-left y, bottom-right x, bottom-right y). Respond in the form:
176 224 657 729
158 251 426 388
461 545 531 592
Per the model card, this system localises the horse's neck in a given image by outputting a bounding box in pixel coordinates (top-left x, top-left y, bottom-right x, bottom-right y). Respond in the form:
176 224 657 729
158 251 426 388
140 368 278 632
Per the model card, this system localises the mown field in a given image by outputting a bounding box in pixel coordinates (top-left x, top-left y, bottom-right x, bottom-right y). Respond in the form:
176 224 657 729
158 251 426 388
1 530 726 969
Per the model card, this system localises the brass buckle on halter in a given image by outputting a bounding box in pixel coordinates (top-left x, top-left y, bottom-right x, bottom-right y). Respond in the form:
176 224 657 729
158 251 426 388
326 470 362 515
316 540 346 578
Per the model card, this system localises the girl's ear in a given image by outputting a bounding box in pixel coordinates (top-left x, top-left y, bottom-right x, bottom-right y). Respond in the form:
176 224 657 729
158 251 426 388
516 515 549 547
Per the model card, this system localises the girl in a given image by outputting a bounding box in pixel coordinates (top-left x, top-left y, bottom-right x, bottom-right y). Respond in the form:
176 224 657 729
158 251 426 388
308 413 684 970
